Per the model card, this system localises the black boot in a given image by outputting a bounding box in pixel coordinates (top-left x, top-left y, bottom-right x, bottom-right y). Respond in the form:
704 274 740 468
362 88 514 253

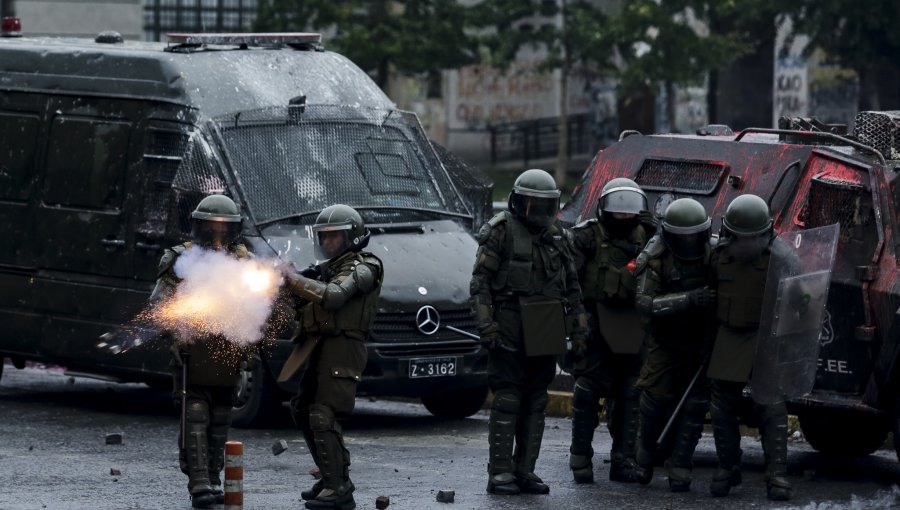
709 380 743 497
301 479 324 501
634 392 667 485
183 401 215 509
514 404 550 494
208 403 230 504
665 393 709 492
486 392 520 495
760 402 792 501
569 380 601 484
306 405 357 510
608 382 641 483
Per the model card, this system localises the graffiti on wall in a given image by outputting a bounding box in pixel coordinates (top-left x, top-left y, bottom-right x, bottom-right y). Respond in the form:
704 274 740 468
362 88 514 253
773 56 809 124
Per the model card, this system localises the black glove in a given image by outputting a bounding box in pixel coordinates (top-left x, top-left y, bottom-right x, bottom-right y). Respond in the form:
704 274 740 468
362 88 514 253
478 322 501 349
299 264 322 280
689 287 717 308
638 210 658 235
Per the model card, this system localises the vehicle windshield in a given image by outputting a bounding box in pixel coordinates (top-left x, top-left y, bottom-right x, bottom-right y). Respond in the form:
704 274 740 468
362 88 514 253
211 105 469 225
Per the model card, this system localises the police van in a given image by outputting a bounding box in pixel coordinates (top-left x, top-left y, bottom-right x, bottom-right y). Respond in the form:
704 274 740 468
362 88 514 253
0 28 492 425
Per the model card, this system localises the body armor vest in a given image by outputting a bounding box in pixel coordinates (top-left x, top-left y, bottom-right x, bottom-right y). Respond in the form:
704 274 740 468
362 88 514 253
578 220 645 304
489 211 569 300
301 251 383 341
715 244 770 330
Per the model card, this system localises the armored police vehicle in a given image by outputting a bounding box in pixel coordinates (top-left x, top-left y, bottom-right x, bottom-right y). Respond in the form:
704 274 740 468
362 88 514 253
562 112 900 462
0 29 492 425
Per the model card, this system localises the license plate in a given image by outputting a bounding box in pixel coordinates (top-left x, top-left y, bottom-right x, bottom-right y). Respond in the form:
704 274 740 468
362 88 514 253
408 357 457 378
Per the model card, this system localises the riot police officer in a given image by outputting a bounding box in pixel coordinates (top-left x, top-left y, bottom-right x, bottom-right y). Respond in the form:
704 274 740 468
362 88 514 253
708 194 793 500
150 195 254 509
568 178 655 483
633 198 717 492
471 169 588 495
285 204 383 510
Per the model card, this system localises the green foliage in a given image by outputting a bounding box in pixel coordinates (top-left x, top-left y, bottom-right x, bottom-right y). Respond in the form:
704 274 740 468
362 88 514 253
254 0 479 85
471 0 616 74
784 0 900 71
612 0 751 94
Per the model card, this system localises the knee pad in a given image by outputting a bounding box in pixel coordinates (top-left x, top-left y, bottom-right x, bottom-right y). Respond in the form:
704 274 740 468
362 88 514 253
186 400 209 424
492 390 521 415
309 404 337 433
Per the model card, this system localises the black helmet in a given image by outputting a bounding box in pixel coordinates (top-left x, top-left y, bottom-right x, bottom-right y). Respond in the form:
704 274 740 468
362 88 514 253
661 198 711 260
312 204 370 261
508 168 560 228
722 194 772 236
597 177 647 219
191 195 242 249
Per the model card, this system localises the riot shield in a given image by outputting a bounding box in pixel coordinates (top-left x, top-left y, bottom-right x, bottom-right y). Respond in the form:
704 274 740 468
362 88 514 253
750 223 839 405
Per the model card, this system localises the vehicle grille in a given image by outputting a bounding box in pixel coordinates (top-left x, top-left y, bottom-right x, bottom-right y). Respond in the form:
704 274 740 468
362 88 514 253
854 111 900 160
374 341 480 358
370 308 478 342
635 158 726 195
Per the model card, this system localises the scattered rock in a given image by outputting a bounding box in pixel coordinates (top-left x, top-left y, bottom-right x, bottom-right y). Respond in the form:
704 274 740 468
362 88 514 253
105 433 123 445
436 490 455 503
272 439 288 456
375 495 390 509
110 468 121 476
394 468 399 473
28 446 33 451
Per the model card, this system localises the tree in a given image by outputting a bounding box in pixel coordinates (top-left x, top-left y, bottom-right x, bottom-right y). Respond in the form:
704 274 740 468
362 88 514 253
784 0 900 110
611 0 749 133
473 0 616 189
254 0 479 89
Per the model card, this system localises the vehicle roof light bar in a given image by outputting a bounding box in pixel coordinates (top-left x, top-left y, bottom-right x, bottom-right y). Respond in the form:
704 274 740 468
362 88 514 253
166 32 322 47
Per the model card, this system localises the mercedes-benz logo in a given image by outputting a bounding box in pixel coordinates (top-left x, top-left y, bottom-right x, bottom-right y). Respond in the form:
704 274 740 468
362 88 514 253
415 305 441 335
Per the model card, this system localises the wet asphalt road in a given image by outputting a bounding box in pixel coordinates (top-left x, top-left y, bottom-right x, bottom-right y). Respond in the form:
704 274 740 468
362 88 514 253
1 363 899 510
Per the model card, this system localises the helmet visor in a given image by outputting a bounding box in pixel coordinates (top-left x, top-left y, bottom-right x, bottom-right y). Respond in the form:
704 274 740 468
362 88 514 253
511 193 559 228
662 229 710 260
192 219 242 249
314 225 352 260
725 234 770 263
599 188 647 215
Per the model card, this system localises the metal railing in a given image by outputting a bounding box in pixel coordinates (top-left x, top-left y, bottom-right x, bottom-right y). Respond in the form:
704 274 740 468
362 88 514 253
488 113 592 165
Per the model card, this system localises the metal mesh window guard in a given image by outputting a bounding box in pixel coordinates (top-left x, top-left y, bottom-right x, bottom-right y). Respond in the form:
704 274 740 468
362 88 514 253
635 158 726 195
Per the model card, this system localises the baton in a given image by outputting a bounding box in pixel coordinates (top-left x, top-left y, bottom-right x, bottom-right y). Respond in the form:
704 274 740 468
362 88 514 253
179 350 189 450
656 363 704 447
444 325 518 352
444 325 480 340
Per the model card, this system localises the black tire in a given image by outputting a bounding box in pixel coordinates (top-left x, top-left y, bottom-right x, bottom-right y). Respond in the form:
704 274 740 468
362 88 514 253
421 385 489 419
799 410 889 457
232 361 284 428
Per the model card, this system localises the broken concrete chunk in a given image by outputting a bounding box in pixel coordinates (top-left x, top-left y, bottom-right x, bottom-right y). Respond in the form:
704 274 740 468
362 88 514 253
436 490 455 503
110 468 121 476
105 433 123 445
272 439 288 456
375 495 390 509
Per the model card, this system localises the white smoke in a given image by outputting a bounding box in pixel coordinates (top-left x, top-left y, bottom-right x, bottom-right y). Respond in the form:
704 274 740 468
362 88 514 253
157 246 284 345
